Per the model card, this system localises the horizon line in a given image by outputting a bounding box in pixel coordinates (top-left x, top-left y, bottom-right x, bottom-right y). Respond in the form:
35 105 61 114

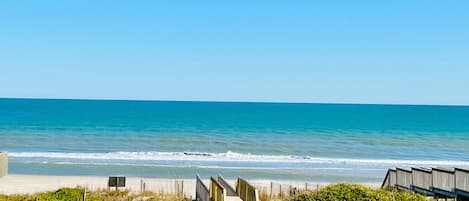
1 97 468 107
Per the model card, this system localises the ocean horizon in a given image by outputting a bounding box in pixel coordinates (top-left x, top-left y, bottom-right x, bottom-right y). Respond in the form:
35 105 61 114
1 98 469 182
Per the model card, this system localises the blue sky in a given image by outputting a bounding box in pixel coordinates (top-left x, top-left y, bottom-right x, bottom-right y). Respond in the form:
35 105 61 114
1 1 468 105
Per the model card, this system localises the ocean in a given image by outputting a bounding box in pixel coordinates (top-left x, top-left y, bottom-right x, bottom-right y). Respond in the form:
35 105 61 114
1 98 469 182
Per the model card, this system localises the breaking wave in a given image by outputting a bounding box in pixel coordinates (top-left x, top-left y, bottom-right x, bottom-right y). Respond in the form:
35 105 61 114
8 151 469 166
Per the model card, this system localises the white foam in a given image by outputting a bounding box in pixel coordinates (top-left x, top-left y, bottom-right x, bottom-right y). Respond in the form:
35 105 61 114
8 151 469 166
27 161 383 171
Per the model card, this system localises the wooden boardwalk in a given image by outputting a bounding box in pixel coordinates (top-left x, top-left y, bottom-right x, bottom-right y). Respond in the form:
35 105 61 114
382 167 469 201
196 174 258 201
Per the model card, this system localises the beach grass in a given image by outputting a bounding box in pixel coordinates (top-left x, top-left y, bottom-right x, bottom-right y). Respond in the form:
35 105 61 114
0 187 188 201
290 183 427 201
0 183 428 201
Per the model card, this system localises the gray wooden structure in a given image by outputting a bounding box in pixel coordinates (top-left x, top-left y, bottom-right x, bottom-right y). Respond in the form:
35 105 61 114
381 168 396 188
196 174 210 201
196 174 258 201
0 152 7 177
410 167 433 196
383 167 469 200
396 168 412 191
218 175 237 196
455 168 469 201
432 168 456 198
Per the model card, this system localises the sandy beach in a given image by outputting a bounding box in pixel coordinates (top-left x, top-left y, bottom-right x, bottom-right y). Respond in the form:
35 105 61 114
0 174 197 196
0 174 380 196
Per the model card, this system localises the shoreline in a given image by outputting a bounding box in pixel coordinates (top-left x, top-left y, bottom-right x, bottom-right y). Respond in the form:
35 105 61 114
0 174 381 196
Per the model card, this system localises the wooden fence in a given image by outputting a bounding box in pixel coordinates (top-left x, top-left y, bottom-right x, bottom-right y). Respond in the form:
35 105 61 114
0 152 7 177
432 168 455 194
456 168 469 200
210 177 226 201
456 168 469 193
381 169 396 188
217 175 237 196
383 167 469 200
196 174 210 201
396 168 412 190
411 168 433 195
236 177 259 201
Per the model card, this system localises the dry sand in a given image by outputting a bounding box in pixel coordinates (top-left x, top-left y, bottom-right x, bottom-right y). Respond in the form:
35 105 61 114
0 174 380 197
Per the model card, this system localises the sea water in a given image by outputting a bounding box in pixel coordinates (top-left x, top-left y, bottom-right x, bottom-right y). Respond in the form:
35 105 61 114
1 98 468 182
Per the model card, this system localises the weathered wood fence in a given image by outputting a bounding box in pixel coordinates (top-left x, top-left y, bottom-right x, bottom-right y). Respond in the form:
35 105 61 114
382 169 396 189
236 177 259 201
396 168 412 190
455 168 469 201
383 167 469 200
432 168 456 197
218 175 237 196
196 175 210 201
411 168 433 195
210 177 226 201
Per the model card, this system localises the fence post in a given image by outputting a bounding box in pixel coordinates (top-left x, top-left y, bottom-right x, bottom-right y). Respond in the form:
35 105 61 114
270 182 273 199
83 189 87 201
279 185 282 197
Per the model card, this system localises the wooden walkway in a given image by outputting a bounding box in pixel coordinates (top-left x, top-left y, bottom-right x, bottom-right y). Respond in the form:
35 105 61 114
382 167 469 201
196 174 259 201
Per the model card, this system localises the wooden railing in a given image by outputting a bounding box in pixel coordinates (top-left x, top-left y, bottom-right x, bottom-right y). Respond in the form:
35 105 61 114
236 177 259 201
218 175 237 196
0 152 7 177
432 168 455 193
210 177 226 201
196 174 210 201
455 168 469 192
383 167 469 199
381 169 396 188
411 168 432 191
396 168 412 190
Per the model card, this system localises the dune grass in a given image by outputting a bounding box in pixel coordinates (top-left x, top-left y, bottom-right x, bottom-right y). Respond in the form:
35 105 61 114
290 183 427 201
0 183 428 201
257 183 428 201
0 187 188 201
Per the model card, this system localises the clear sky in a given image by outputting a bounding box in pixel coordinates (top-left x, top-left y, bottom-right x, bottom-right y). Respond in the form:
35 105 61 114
1 1 468 105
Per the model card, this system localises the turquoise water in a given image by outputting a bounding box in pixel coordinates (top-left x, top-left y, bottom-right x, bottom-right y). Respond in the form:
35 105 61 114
1 98 469 182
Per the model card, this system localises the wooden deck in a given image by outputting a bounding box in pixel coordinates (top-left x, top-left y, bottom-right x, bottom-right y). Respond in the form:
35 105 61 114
382 167 469 200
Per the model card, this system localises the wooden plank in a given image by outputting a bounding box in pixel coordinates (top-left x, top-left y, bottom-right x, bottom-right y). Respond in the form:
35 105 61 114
196 174 210 201
210 177 226 201
432 168 455 192
381 169 396 188
396 168 412 190
236 178 259 201
0 152 7 177
411 167 432 191
225 196 243 201
389 170 397 188
218 175 237 196
455 168 469 193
